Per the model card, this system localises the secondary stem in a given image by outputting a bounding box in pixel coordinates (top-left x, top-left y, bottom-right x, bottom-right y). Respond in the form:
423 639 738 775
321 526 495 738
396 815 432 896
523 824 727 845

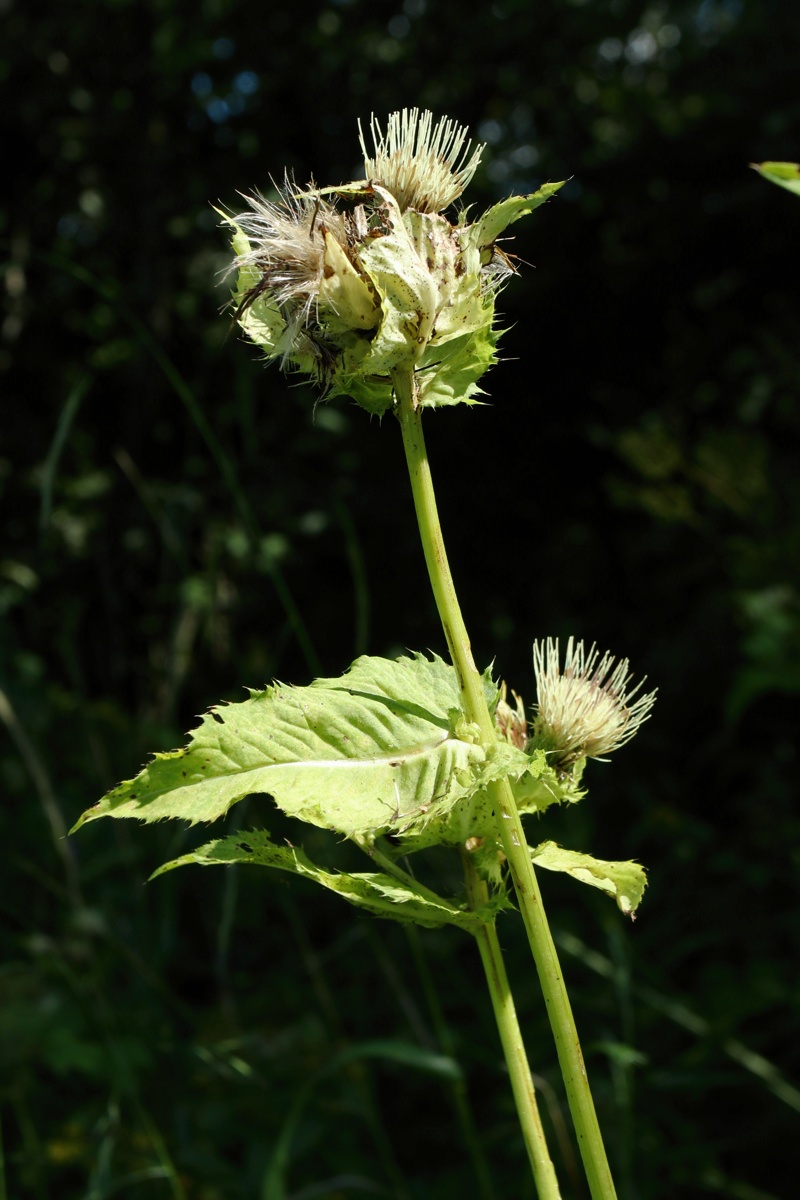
404 924 497 1200
358 835 557 1197
393 366 618 1200
461 848 562 1199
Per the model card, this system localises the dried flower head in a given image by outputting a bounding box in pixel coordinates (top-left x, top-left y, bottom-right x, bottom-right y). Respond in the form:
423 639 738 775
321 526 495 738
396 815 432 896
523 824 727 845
225 177 379 385
531 638 656 769
221 113 564 414
359 108 485 214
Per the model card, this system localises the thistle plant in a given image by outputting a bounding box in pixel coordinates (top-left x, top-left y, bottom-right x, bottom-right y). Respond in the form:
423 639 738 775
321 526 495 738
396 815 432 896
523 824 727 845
73 109 656 1199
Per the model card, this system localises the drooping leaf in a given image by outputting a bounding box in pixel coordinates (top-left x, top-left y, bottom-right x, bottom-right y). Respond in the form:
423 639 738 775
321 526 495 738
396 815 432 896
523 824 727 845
531 840 647 917
71 654 497 838
152 830 479 931
752 161 800 197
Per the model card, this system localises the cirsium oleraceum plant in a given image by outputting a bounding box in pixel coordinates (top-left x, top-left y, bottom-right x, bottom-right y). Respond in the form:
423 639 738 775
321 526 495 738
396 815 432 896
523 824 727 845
74 110 656 1200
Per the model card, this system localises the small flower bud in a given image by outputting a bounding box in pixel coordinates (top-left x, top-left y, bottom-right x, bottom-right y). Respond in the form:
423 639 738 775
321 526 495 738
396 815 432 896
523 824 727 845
531 638 656 770
494 683 528 750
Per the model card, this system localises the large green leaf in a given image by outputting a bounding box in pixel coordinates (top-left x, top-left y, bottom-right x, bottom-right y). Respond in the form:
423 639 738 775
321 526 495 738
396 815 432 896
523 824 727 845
531 840 647 917
152 830 479 931
752 161 800 197
72 654 498 838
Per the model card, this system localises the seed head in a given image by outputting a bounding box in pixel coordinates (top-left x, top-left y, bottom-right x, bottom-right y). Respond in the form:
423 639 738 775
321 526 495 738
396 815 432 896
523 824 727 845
225 177 379 383
360 108 485 214
532 638 656 768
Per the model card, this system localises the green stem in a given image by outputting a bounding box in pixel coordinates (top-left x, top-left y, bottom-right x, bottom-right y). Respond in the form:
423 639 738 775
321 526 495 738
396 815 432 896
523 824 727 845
461 849 562 1199
357 834 560 1197
393 366 618 1200
404 924 498 1200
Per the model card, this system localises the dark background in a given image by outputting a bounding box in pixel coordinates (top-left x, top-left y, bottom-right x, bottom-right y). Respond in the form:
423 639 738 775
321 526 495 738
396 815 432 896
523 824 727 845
3 0 799 1196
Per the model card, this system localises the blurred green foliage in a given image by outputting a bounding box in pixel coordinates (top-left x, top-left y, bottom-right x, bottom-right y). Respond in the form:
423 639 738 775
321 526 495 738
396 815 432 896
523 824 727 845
2 0 800 1196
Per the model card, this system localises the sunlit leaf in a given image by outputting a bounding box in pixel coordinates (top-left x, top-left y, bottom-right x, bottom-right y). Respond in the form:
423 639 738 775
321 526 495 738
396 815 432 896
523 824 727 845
72 654 498 838
531 840 647 916
151 830 479 931
470 181 566 250
752 161 800 197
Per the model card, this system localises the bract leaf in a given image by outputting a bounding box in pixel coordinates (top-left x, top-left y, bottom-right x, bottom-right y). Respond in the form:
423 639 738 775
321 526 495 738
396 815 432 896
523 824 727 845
416 323 500 409
483 740 539 785
470 181 566 250
751 161 800 197
531 840 647 917
152 830 478 931
216 210 291 361
377 735 534 853
72 654 492 838
319 231 381 332
511 749 583 815
404 210 484 347
356 185 439 373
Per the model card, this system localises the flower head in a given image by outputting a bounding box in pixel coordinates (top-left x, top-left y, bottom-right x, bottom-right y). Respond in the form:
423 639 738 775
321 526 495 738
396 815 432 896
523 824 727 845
359 108 484 214
531 638 656 769
221 113 564 414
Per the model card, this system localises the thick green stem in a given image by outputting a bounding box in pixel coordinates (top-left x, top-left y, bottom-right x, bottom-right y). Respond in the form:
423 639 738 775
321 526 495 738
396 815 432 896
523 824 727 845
461 849 562 1199
393 366 618 1200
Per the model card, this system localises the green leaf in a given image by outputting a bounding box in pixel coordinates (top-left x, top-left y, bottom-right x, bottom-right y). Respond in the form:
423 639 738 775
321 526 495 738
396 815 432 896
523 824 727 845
416 322 500 409
152 830 478 931
752 161 800 197
72 653 494 838
470 181 566 250
530 840 647 917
